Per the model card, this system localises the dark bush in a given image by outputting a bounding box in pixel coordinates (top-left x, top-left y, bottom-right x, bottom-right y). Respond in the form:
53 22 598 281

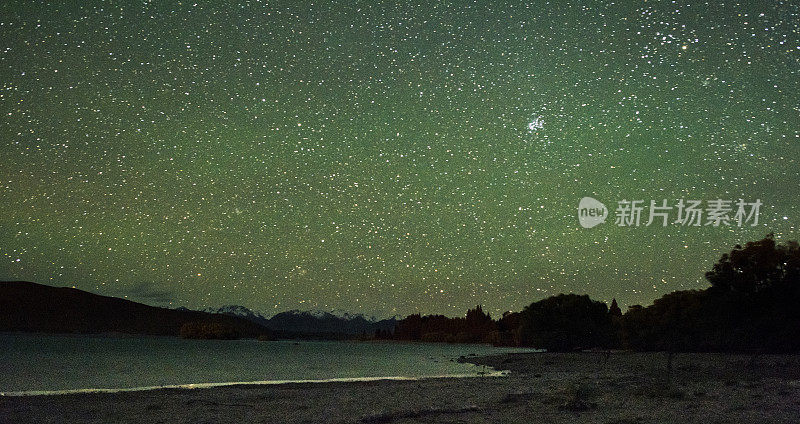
518 294 615 351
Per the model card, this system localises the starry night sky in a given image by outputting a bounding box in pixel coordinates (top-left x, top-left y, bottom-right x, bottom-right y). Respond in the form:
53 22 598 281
1 1 798 318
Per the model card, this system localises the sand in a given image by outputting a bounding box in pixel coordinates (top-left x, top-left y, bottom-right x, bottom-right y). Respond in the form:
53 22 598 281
2 351 800 423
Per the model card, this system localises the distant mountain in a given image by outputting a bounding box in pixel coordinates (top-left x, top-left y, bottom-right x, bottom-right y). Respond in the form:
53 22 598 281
197 305 399 338
0 281 271 339
202 305 270 326
264 309 398 336
325 309 403 323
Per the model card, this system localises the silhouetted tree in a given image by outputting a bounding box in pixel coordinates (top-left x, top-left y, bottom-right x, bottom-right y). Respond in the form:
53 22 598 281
609 298 622 318
607 298 623 349
493 311 522 346
622 235 800 352
374 328 393 339
518 294 615 351
394 313 423 340
705 233 800 294
621 290 710 351
392 306 498 344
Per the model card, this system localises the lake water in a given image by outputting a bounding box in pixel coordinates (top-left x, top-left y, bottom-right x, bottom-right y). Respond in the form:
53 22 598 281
0 333 536 395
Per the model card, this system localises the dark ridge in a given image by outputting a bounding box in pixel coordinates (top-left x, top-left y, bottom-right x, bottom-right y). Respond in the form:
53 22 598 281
0 281 271 339
264 310 397 336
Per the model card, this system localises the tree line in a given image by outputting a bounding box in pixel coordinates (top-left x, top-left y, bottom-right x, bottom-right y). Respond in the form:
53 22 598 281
382 235 800 353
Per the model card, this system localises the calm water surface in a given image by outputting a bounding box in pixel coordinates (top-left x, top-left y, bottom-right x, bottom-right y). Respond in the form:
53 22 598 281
1 333 536 394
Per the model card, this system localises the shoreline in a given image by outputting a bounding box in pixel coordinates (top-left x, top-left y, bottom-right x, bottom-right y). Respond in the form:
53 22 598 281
3 351 800 423
0 370 509 398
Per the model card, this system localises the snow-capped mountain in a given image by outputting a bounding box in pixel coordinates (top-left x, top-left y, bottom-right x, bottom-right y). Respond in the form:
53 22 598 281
197 305 399 337
326 309 402 322
202 305 270 326
266 309 398 335
302 309 383 322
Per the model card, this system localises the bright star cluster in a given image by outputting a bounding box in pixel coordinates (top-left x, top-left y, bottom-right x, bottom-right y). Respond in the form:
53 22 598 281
1 1 798 317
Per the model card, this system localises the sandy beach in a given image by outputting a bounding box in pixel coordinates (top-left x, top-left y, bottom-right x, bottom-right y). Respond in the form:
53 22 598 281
2 351 800 423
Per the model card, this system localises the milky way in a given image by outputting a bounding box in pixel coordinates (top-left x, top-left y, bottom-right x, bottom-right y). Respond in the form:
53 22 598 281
1 1 798 317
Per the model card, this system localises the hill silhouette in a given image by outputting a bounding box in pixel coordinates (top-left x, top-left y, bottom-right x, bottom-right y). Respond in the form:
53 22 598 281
0 281 271 339
3 235 797 352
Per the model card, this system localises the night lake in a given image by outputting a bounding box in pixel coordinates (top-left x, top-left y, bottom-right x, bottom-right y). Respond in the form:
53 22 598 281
1 333 538 395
